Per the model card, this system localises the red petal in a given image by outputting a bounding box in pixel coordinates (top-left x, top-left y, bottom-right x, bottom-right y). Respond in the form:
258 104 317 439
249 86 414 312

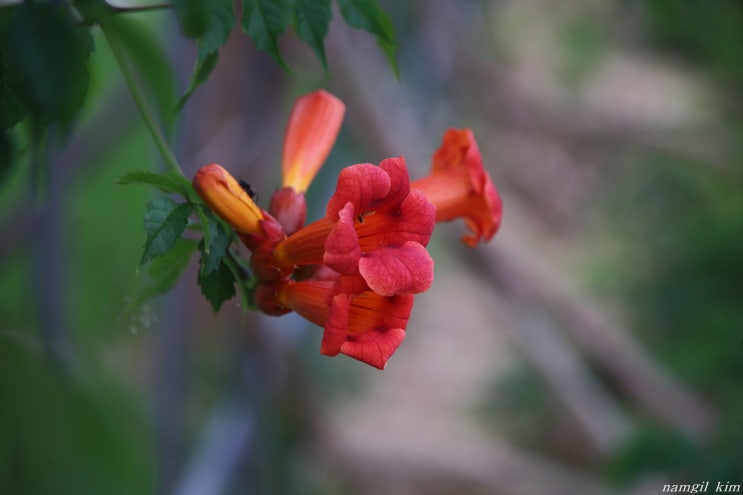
320 293 351 357
377 157 410 211
359 241 434 296
322 290 414 366
325 163 391 218
331 273 370 296
323 202 361 274
342 292 413 369
347 292 414 332
462 178 502 246
432 128 478 173
340 327 406 370
356 188 436 249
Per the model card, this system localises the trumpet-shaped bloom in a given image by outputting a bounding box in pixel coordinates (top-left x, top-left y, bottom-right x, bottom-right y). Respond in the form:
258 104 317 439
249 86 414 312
272 157 436 296
282 90 345 193
271 279 414 369
412 128 503 247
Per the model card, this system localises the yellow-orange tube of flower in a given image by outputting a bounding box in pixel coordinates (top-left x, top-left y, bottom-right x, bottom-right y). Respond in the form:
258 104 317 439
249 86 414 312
192 163 265 235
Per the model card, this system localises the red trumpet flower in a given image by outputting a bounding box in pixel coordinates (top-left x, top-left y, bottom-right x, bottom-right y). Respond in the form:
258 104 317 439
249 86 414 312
270 157 436 296
265 278 414 369
412 128 503 247
190 94 502 370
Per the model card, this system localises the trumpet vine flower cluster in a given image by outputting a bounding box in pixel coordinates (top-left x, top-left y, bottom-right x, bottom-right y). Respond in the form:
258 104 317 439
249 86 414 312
192 90 502 369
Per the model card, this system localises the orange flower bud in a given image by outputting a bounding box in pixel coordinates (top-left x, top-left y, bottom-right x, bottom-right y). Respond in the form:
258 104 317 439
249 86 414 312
282 90 345 193
192 163 265 235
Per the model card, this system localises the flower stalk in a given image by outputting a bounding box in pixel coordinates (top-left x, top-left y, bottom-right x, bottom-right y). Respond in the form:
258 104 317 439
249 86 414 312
102 22 183 177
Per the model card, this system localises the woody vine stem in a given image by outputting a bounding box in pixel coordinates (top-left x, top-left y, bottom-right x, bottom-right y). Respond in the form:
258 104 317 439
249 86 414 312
101 22 184 177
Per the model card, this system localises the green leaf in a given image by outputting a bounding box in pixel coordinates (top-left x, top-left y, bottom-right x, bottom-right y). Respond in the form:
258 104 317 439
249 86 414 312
177 0 235 109
177 51 219 111
199 0 237 55
173 0 209 38
336 0 399 77
116 170 191 196
3 2 92 129
293 0 332 71
241 0 292 69
198 217 232 275
198 259 236 312
133 238 198 307
140 197 192 267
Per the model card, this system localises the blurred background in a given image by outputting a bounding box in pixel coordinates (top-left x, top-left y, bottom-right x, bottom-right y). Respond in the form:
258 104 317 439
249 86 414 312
1 1 742 494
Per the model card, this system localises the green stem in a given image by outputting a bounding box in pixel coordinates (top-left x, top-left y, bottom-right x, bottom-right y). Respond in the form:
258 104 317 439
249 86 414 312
101 23 183 176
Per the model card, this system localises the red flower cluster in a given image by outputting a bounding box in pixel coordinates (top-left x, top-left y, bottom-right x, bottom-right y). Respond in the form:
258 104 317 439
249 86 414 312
192 90 502 369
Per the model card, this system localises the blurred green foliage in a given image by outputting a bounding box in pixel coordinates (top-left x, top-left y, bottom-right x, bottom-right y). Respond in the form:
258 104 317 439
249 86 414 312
637 0 743 89
1 2 92 131
556 14 609 88
476 1 743 487
477 364 559 448
0 124 158 494
599 0 743 483
602 152 743 482
0 14 163 490
0 341 156 495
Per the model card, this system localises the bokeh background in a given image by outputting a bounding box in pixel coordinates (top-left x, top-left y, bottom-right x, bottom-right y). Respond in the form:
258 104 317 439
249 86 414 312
1 1 742 494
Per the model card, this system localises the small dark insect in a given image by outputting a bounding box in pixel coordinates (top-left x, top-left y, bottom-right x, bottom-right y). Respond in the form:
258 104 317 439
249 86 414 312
356 211 375 224
238 178 258 201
